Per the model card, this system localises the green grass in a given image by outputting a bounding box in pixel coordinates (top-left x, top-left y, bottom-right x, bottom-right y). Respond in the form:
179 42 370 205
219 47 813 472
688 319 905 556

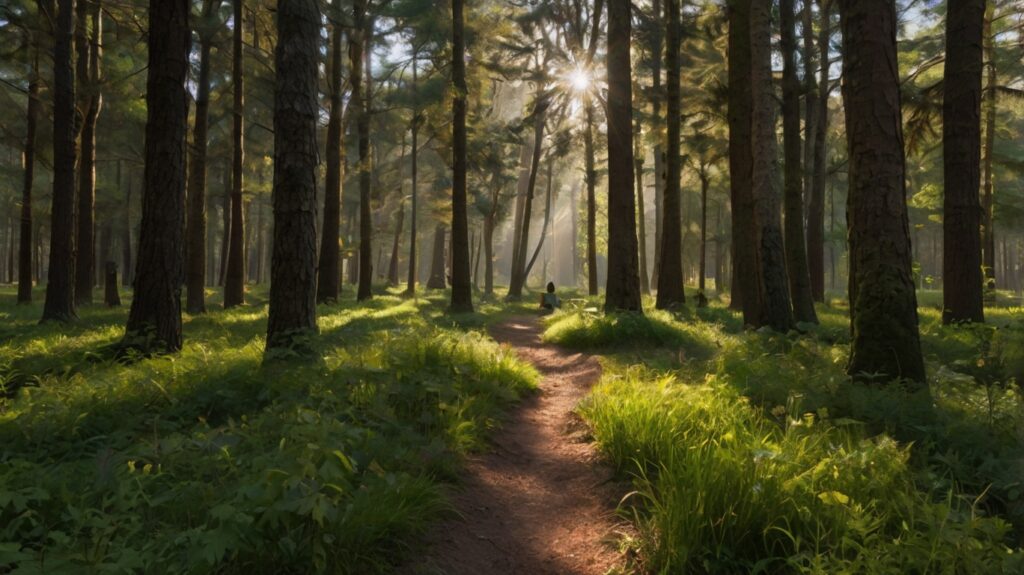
0 285 538 574
4 282 1022 574
553 299 1024 574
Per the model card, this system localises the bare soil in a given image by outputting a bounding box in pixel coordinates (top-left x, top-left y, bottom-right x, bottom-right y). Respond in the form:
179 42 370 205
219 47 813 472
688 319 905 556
406 316 624 574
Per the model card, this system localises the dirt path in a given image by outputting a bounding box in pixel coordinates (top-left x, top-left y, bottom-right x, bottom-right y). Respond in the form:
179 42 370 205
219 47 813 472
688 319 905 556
408 316 623 575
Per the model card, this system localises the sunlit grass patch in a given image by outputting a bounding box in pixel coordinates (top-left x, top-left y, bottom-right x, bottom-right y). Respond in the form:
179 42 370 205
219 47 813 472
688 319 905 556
543 308 720 358
0 289 539 573
582 368 1021 574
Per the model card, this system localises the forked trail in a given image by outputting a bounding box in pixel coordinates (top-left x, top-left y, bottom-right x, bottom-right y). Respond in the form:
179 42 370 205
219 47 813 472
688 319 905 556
410 316 623 574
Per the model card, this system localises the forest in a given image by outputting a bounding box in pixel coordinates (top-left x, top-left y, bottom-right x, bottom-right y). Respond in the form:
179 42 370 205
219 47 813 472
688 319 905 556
0 0 1023 572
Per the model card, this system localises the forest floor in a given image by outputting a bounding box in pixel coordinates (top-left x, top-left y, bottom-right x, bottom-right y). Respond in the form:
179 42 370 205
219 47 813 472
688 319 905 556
410 316 624 574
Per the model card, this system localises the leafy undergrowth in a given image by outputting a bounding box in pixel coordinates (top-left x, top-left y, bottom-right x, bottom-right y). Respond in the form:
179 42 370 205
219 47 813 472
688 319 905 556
0 287 537 574
555 301 1024 573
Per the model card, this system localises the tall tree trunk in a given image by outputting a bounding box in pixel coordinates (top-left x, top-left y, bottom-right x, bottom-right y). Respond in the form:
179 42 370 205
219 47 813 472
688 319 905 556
74 0 100 305
605 0 642 313
450 0 473 312
807 0 831 302
484 212 495 294
510 142 529 286
42 0 78 323
266 0 320 353
838 0 925 383
570 175 579 286
122 167 133 286
650 0 664 288
656 0 684 309
218 173 230 285
352 0 373 301
698 169 708 299
781 0 817 323
942 0 985 324
508 92 547 299
19 31 41 304
186 0 217 314
388 199 405 286
523 155 555 282
318 21 345 303
427 223 447 288
584 100 599 296
223 0 246 307
123 0 189 350
634 118 650 295
406 61 419 295
750 0 794 331
981 4 996 292
346 207 358 284
802 0 816 215
727 0 756 318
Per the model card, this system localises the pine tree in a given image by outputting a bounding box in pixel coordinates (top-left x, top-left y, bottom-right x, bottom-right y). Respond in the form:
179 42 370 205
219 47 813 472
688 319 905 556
41 0 78 323
942 0 985 324
604 0 642 313
450 0 473 312
266 0 320 353
223 0 246 308
122 0 190 351
839 0 925 383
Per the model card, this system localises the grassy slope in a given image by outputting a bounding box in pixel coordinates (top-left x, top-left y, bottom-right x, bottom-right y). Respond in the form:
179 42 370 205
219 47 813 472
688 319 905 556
0 286 538 574
546 291 1024 574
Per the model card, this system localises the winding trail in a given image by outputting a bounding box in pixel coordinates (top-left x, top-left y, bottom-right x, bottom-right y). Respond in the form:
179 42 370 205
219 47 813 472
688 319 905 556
409 316 623 574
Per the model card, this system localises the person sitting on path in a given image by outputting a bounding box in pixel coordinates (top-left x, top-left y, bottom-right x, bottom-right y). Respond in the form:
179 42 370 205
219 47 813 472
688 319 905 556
540 281 561 311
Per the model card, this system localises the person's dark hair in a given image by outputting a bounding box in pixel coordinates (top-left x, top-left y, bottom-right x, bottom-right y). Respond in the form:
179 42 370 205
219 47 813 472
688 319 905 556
546 282 555 293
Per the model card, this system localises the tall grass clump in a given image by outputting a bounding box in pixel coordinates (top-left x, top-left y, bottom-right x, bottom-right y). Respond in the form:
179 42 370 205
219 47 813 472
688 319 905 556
544 309 718 358
581 369 1021 573
0 294 537 574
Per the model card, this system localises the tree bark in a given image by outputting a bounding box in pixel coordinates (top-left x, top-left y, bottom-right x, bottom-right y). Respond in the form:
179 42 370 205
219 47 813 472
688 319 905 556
42 0 78 323
604 0 642 313
388 200 405 286
750 0 794 331
698 169 708 299
122 0 190 351
656 0 684 309
104 261 121 306
76 0 101 304
185 0 218 314
450 0 473 312
807 0 831 302
650 0 664 288
981 4 996 292
508 92 547 299
838 0 925 383
802 0 817 216
781 0 817 323
406 61 420 295
223 0 246 308
122 167 133 286
266 0 320 353
523 155 555 282
19 29 41 304
427 223 447 289
633 119 650 295
942 0 985 324
584 100 599 296
352 0 373 301
218 171 230 285
727 0 756 318
317 21 345 303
